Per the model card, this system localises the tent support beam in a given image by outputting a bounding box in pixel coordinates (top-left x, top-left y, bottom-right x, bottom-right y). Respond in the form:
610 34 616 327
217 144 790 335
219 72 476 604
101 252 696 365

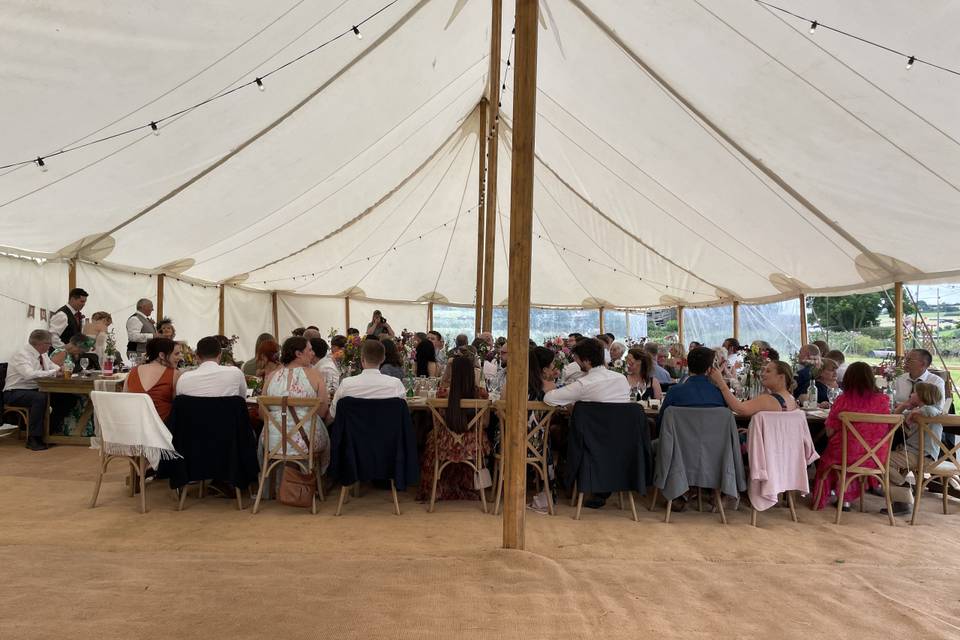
427 302 434 332
599 307 605 334
271 292 279 338
677 306 685 346
481 0 503 333
68 259 76 293
156 274 165 322
799 294 807 346
344 297 351 333
894 282 904 359
503 0 539 551
218 286 225 335
475 99 488 336
733 301 740 341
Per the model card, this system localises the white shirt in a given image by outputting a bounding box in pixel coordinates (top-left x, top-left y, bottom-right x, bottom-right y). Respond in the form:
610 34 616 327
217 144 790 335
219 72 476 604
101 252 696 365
604 348 611 365
125 312 155 346
329 368 406 418
544 365 632 406
6 344 59 391
561 361 585 384
175 360 247 398
48 306 79 349
893 369 950 413
314 355 340 391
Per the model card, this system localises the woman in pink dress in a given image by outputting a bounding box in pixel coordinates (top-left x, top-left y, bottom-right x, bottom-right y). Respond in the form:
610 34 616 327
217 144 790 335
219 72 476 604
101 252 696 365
811 362 892 510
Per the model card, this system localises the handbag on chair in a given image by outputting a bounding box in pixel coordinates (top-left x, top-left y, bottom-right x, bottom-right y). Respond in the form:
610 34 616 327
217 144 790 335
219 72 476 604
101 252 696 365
277 398 317 508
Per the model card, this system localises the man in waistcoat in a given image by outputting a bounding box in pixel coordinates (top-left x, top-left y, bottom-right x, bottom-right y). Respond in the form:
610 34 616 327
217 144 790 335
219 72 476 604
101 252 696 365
48 288 88 350
126 298 157 355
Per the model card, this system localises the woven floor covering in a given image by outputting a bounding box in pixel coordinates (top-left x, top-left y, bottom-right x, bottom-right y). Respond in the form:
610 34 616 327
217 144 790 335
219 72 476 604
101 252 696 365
2 438 960 639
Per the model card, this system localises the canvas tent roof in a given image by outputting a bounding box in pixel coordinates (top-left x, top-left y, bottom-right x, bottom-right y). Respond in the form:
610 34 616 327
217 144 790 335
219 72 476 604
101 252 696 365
2 0 960 309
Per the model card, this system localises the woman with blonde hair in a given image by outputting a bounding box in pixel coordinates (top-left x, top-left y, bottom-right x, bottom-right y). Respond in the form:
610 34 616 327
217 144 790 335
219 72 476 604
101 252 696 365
708 359 798 417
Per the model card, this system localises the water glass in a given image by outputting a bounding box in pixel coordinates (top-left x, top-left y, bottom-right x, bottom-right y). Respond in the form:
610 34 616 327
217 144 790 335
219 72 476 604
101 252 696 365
79 357 89 375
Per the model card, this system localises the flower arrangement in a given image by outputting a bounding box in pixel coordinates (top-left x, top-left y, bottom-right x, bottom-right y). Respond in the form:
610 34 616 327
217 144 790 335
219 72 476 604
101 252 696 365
743 344 770 376
104 328 118 357
220 334 240 367
338 334 364 377
542 336 571 370
245 375 263 395
874 355 903 384
180 342 197 367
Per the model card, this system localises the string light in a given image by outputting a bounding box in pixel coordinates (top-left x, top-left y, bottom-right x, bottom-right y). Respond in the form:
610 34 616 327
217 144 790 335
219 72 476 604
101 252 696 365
755 1 960 77
150 121 159 136
36 157 47 172
0 0 399 171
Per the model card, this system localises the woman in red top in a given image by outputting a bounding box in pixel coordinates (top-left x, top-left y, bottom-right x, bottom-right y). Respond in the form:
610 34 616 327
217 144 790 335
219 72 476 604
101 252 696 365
811 362 892 510
123 337 182 422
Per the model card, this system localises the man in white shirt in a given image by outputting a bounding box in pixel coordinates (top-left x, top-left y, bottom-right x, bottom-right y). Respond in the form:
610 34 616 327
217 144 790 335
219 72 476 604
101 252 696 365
3 329 60 450
329 339 406 418
175 336 247 398
545 338 631 406
893 348 950 412
48 287 89 350
428 331 446 367
722 338 743 372
316 336 342 392
125 298 157 356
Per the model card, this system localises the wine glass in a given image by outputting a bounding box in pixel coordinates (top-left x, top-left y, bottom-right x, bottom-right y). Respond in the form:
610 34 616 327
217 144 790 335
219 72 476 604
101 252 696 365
79 357 89 376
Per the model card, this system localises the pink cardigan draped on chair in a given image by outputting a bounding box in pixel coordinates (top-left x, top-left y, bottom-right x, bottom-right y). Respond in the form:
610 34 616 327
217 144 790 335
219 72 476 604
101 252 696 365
748 411 819 511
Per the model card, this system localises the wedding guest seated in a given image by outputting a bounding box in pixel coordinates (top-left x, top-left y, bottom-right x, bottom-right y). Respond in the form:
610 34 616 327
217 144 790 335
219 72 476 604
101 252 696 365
892 349 949 412
455 334 469 349
708 359 798 417
417 355 490 502
625 347 662 401
242 333 276 376
885 382 944 516
609 341 626 364
249 338 281 383
544 338 630 406
793 344 822 399
379 337 405 380
329 339 406 418
811 362 891 511
347 327 361 337
566 333 583 349
3 329 60 450
51 334 100 371
123 337 182 422
813 340 830 361
797 358 840 408
157 318 176 339
825 349 847 382
415 339 439 378
176 336 247 398
528 346 559 401
311 337 340 392
643 342 674 384
656 347 726 429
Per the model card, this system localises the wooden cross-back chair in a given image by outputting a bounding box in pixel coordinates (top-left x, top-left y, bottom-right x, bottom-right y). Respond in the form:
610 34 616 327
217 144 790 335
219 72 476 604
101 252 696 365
911 414 960 525
491 401 557 516
812 412 903 526
252 396 326 514
426 398 490 514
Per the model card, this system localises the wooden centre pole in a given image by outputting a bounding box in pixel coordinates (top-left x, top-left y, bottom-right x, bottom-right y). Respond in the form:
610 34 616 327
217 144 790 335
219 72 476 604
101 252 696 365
475 99 488 335
481 0 503 333
427 301 434 332
799 294 808 346
344 297 351 333
894 282 904 359
156 274 165 321
68 259 77 293
218 285 225 335
502 0 539 551
677 306 685 346
598 307 605 334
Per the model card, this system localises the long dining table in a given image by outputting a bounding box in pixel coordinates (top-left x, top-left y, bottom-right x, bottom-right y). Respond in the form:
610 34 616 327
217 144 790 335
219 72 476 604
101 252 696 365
36 373 125 445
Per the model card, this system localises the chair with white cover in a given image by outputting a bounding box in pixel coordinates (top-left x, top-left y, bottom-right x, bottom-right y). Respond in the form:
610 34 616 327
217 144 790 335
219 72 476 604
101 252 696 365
910 414 960 525
746 411 819 526
88 390 180 513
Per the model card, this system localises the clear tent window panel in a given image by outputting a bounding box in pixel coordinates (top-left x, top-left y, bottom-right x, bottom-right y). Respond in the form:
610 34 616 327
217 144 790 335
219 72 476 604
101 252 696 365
740 299 802 359
682 306 733 349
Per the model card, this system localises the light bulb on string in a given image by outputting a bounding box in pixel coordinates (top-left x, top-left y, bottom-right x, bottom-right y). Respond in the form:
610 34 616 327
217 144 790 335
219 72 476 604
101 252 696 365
150 121 159 136
809 20 818 34
36 157 47 172
352 25 362 39
906 55 916 70
255 77 265 91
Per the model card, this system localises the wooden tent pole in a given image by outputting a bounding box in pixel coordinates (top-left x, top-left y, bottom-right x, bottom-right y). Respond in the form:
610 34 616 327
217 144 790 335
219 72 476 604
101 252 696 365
481 0 503 333
598 307 605 334
156 274 165 321
475 99 488 335
503 0 539 551
427 301 434 332
68 259 77 293
799 294 808 345
732 301 740 341
344 297 351 333
677 306 685 346
218 285 225 335
271 292 279 338
894 282 904 359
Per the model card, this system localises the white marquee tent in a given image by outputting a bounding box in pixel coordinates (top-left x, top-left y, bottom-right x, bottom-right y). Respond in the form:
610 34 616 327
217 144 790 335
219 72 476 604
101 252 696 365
2 0 959 360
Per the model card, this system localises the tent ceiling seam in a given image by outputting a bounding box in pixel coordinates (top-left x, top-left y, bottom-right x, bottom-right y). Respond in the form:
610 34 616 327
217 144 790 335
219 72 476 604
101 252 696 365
566 0 893 278
431 133 479 296
696 0 960 196
531 206 596 304
72 0 432 259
